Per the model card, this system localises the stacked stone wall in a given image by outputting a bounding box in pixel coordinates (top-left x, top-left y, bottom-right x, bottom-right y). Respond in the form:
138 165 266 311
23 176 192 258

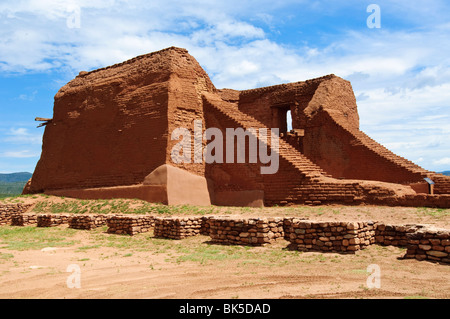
283 219 376 253
69 214 108 230
0 204 33 225
154 217 203 239
106 215 155 235
208 217 284 246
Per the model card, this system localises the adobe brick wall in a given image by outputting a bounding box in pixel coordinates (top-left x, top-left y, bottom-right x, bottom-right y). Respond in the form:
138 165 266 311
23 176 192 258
203 95 266 194
106 215 155 235
27 49 186 193
302 110 425 184
208 217 284 246
375 194 450 209
0 204 33 225
238 77 327 130
23 46 449 207
166 48 216 177
69 214 108 230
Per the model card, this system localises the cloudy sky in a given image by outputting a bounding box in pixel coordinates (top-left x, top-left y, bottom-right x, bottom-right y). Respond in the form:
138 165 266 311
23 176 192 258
0 0 449 173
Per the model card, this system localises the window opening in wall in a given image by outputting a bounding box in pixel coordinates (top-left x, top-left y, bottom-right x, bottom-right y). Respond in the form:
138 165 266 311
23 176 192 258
286 109 292 132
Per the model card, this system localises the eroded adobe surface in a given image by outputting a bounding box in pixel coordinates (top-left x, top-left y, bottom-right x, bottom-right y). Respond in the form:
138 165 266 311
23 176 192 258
25 47 450 208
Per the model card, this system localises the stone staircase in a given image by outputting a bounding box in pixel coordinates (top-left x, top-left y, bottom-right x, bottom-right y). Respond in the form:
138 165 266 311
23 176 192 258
325 112 450 193
202 93 370 205
202 92 329 179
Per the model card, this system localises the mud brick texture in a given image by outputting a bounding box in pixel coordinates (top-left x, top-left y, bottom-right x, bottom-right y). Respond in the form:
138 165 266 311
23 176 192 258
208 217 284 246
0 204 33 225
69 214 108 230
21 46 450 208
106 215 155 235
154 217 204 240
284 219 376 253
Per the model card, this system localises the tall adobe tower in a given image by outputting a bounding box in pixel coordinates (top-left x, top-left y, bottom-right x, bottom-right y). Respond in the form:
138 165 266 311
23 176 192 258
25 47 450 208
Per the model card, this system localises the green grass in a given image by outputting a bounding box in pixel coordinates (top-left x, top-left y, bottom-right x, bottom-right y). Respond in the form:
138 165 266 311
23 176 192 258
0 181 27 198
0 226 78 251
0 252 14 263
27 197 221 216
415 207 450 219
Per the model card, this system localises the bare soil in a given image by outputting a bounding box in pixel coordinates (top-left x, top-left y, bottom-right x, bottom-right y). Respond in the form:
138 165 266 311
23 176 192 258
0 196 449 299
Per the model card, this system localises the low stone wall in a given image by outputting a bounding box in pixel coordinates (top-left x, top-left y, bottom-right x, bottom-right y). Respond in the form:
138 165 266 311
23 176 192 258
106 215 155 235
11 213 37 226
0 203 33 225
283 219 376 253
375 224 425 247
200 216 211 235
154 217 203 239
404 227 450 264
208 217 284 246
37 214 71 227
69 214 108 230
1 209 448 264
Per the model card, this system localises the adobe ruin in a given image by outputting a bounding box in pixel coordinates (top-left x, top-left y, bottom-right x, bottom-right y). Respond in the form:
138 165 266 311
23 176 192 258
24 47 450 208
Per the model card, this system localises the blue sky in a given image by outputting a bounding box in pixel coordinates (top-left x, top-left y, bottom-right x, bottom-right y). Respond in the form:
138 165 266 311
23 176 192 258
0 0 449 173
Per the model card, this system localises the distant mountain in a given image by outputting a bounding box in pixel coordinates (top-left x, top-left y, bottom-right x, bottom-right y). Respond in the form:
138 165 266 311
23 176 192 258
0 172 32 183
440 171 450 176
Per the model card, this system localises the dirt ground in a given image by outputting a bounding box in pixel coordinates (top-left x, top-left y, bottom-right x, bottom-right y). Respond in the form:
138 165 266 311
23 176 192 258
0 197 449 299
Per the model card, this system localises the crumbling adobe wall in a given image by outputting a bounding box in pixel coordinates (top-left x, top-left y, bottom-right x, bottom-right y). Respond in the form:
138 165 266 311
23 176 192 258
28 48 178 193
238 75 359 132
166 48 216 177
203 96 266 195
203 91 417 207
238 79 319 131
303 110 424 184
24 46 449 207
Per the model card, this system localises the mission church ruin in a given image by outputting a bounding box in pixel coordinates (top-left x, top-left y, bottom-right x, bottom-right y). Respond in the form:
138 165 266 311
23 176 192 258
24 47 450 208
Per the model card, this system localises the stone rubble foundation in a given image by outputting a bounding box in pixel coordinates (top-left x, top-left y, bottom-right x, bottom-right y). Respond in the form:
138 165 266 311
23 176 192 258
37 214 71 227
0 206 448 264
11 213 38 226
283 219 376 253
106 215 155 235
68 214 108 230
208 217 284 246
0 204 33 225
154 217 204 239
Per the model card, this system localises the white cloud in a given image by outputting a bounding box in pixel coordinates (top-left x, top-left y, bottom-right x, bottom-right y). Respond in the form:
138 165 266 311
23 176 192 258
1 150 40 158
434 158 450 165
3 128 43 145
0 0 449 172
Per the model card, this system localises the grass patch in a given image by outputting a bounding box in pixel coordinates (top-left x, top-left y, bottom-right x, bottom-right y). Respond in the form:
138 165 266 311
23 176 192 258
29 197 221 216
76 245 100 251
0 226 78 251
403 295 430 299
415 207 450 219
0 252 14 263
175 245 244 264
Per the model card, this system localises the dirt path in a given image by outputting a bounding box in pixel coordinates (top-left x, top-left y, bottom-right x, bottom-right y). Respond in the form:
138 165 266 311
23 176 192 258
1 231 449 299
1 197 449 299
